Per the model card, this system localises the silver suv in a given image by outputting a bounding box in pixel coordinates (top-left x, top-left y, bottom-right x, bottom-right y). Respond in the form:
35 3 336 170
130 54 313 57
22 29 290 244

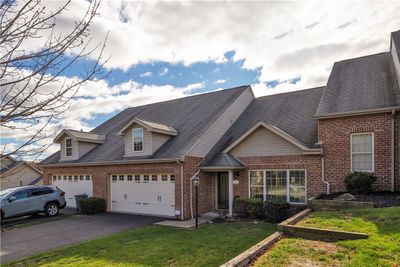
0 185 66 221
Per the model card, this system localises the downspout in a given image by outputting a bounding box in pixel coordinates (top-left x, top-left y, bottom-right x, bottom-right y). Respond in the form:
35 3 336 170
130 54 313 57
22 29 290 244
177 160 184 220
190 170 200 219
319 141 330 194
391 109 395 192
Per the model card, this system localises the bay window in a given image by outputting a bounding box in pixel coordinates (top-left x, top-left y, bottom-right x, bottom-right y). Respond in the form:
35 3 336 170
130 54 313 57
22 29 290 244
249 169 306 204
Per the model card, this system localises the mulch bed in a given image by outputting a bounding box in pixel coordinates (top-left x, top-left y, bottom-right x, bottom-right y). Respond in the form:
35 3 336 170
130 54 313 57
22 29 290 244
317 191 400 208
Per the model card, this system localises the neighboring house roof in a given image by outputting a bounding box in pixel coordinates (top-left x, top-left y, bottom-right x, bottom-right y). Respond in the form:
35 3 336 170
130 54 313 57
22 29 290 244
392 30 400 58
29 176 43 185
201 87 324 167
117 117 178 136
316 52 400 118
40 86 250 165
54 129 106 144
0 160 21 174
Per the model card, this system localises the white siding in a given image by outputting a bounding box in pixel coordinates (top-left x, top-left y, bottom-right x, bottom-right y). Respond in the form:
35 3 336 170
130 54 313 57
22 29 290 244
187 87 254 157
230 127 302 157
125 126 152 157
152 132 170 153
60 137 79 161
391 39 400 86
0 164 42 189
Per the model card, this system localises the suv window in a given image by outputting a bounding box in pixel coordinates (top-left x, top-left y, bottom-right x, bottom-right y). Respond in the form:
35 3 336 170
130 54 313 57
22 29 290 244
11 190 29 200
30 188 54 197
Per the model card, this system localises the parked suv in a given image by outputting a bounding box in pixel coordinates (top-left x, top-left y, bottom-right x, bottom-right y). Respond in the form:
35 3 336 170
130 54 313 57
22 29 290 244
0 185 66 221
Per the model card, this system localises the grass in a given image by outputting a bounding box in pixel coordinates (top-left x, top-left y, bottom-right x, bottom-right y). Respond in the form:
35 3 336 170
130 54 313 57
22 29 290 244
4 221 276 267
254 206 400 267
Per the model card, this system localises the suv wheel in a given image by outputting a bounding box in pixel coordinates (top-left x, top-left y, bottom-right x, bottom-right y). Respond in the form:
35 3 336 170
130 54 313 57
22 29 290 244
45 202 59 217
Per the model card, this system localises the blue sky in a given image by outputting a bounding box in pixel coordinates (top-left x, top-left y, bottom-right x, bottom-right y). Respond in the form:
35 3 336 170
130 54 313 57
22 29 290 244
2 1 400 159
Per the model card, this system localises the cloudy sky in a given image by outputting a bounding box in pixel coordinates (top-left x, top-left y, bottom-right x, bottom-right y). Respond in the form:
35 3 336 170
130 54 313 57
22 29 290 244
2 0 400 159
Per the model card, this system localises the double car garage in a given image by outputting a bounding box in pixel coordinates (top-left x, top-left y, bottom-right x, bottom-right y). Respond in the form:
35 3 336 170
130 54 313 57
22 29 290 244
51 173 176 217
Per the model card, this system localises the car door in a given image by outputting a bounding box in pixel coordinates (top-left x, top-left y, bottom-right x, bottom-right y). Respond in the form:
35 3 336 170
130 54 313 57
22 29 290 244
28 188 49 212
2 189 30 218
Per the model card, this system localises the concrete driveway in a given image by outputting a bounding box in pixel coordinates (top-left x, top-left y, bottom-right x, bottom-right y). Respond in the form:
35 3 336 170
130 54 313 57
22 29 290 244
0 212 163 263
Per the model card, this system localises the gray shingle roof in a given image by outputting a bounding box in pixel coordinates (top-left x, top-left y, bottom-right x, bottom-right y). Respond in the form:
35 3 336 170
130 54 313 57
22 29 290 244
201 87 324 167
41 86 250 165
316 52 400 117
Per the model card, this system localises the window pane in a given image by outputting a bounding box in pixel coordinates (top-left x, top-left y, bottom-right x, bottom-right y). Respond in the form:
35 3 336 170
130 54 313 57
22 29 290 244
112 175 117 181
133 128 143 152
119 175 124 181
289 186 306 203
250 171 263 186
289 170 305 186
143 175 149 182
134 175 140 182
250 186 263 199
170 175 175 182
265 171 287 202
352 154 373 171
152 175 158 181
352 134 372 153
127 175 133 181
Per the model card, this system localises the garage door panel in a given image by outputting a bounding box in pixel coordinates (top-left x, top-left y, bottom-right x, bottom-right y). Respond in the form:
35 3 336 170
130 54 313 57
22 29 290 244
52 175 93 208
111 174 175 217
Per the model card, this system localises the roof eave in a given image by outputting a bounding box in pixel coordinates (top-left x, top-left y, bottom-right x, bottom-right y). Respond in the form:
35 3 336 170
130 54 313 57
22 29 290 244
199 166 247 172
316 106 400 119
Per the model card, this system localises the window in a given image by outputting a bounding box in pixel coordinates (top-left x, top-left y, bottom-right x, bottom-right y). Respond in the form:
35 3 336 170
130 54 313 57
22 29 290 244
63 175 67 181
65 138 73 157
58 176 61 180
127 175 133 181
68 175 72 181
52 175 57 181
134 175 141 182
265 171 287 202
133 128 144 152
143 175 149 182
152 175 158 181
79 175 84 181
11 190 28 200
161 174 168 181
74 175 78 181
351 133 374 172
170 175 175 182
249 171 264 199
112 175 117 182
119 175 125 181
249 170 306 204
86 175 91 181
30 188 53 197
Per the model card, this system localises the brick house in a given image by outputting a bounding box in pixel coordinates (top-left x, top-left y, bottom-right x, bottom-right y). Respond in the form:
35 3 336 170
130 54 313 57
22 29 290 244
40 30 400 220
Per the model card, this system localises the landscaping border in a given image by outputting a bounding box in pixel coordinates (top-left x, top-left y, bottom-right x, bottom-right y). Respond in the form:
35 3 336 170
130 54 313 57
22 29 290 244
220 232 283 267
308 198 374 211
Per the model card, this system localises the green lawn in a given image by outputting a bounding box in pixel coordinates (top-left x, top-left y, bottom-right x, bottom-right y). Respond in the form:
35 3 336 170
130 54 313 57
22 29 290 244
255 206 400 267
5 221 276 267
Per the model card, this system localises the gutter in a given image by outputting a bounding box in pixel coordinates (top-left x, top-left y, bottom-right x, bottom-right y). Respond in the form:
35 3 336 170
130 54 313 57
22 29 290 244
176 160 185 220
391 109 396 192
39 158 184 168
316 106 400 120
189 170 200 219
317 141 330 194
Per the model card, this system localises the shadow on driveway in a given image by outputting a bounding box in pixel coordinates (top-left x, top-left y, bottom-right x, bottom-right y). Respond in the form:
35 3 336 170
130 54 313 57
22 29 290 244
0 212 163 263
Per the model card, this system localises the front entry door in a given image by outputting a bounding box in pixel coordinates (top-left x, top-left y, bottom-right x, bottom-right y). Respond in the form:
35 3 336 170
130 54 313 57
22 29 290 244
217 172 229 210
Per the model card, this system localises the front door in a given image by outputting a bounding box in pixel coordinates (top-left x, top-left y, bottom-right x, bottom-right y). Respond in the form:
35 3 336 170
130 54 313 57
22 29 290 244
217 172 229 210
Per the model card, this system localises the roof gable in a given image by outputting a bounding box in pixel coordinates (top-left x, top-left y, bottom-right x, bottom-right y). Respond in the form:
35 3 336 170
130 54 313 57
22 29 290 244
54 129 106 144
117 117 178 136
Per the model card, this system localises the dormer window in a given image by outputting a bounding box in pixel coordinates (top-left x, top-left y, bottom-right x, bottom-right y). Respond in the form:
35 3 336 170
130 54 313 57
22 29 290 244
133 128 144 152
65 138 73 157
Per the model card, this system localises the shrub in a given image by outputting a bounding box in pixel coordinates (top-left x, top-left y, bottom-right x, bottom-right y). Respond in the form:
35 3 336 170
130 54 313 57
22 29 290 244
264 200 289 223
79 197 106 214
344 172 377 195
233 197 263 219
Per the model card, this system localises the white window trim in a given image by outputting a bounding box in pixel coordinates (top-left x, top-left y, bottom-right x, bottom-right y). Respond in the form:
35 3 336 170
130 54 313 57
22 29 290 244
65 138 73 157
132 127 144 152
248 169 307 204
350 132 374 173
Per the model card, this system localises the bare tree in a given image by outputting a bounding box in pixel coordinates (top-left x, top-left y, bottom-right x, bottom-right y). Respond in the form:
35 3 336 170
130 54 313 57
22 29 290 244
0 0 109 159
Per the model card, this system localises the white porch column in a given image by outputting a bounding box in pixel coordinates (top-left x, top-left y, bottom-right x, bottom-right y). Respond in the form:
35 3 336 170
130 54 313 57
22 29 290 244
228 170 233 217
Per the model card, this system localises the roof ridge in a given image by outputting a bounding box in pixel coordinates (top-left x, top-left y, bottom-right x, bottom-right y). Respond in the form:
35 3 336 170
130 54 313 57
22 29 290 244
126 85 250 110
335 52 390 64
256 86 324 100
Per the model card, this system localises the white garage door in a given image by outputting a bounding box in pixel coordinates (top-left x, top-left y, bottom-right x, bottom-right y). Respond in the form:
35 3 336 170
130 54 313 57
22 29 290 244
111 174 175 217
52 174 93 207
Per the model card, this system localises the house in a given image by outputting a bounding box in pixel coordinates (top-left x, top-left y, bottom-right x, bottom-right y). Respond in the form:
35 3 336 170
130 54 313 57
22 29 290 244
1 156 43 189
39 30 400 220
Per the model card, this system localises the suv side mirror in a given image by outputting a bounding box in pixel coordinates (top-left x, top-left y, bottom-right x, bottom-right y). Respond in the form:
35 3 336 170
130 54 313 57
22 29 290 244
8 196 16 202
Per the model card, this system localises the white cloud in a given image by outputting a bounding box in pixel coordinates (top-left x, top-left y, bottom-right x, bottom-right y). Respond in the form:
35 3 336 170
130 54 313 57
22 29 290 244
159 67 168 76
139 71 153 77
213 79 226 85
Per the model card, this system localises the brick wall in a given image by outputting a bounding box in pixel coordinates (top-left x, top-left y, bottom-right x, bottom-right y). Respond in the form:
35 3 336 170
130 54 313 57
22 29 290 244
234 155 324 198
318 112 399 192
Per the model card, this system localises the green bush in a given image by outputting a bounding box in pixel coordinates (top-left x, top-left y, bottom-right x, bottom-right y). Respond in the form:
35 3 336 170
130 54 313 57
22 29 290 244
233 197 263 219
79 197 106 214
344 172 377 195
264 200 290 223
